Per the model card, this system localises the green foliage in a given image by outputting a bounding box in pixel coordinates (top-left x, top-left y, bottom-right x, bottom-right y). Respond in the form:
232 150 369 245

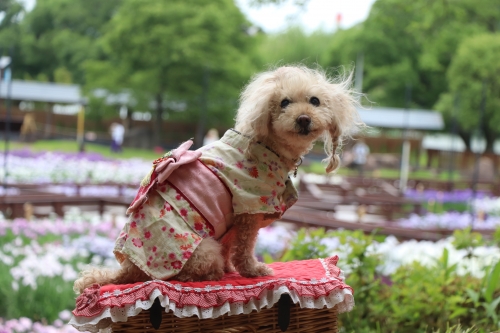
0 0 498 149
1 224 498 331
279 228 333 261
0 265 77 322
452 227 485 250
0 1 25 30
53 66 72 83
0 222 112 322
433 325 478 333
265 227 500 333
85 96 120 125
0 239 88 322
327 0 425 108
494 227 500 247
465 261 500 328
424 202 468 215
3 0 123 84
322 0 500 150
436 33 500 152
0 229 63 247
347 246 499 333
373 252 468 331
85 0 258 142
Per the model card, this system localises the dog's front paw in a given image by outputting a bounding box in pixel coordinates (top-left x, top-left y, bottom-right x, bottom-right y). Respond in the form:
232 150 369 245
224 262 236 273
238 262 274 278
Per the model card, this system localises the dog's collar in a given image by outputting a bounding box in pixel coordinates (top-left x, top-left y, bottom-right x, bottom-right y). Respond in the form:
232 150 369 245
293 157 302 177
230 128 302 177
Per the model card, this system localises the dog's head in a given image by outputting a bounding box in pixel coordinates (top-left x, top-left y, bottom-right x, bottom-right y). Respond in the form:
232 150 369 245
235 65 362 173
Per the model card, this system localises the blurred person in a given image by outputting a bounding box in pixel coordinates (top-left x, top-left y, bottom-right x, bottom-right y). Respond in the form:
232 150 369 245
203 128 219 146
20 112 38 142
110 122 125 153
85 131 97 141
351 139 370 175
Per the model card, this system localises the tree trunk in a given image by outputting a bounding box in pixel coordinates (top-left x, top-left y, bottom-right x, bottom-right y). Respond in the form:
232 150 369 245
457 129 472 152
154 93 164 148
483 126 496 154
123 105 133 131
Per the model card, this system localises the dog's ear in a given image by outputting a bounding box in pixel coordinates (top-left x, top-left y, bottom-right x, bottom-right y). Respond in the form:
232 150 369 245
322 80 360 173
323 125 341 173
234 71 277 142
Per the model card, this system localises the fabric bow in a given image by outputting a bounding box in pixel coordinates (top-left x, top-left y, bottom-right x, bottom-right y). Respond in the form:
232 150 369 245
127 140 201 214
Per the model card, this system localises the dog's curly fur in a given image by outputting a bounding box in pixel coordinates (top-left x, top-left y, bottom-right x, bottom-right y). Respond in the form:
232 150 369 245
73 65 362 294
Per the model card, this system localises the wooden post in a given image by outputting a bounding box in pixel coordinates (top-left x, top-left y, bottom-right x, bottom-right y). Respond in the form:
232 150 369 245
77 105 85 152
44 102 53 138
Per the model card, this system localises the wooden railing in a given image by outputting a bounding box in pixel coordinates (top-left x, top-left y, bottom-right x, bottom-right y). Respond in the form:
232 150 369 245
0 177 495 241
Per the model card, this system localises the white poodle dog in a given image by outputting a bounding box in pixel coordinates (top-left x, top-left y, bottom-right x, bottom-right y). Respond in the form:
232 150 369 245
74 65 362 294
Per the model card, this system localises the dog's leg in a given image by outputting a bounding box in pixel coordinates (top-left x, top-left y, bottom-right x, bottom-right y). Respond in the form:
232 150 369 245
174 237 224 282
232 213 273 277
220 226 237 272
73 258 150 294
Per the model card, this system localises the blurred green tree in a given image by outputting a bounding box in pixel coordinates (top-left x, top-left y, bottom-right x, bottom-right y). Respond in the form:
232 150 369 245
0 0 124 142
0 0 123 83
436 34 500 153
327 1 424 108
0 0 25 60
323 0 500 150
85 0 258 146
0 0 24 29
409 0 500 150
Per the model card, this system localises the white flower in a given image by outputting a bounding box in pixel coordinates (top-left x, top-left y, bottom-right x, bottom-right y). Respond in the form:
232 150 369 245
11 281 19 291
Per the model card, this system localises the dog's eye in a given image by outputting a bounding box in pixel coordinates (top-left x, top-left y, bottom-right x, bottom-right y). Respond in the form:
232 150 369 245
310 97 320 106
280 99 291 108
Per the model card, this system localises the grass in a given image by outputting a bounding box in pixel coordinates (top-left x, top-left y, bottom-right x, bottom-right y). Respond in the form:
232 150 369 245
304 161 464 181
9 140 161 160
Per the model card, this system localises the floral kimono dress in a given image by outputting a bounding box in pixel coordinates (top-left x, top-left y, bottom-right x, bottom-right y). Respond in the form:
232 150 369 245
114 129 298 280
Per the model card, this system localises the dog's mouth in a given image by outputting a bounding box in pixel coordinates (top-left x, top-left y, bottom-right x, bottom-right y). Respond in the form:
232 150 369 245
298 128 311 136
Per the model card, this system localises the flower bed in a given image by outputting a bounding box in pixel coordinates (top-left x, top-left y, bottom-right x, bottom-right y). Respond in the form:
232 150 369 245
0 212 499 332
262 227 500 332
0 150 150 184
405 188 489 203
0 211 125 324
396 211 500 230
473 197 500 216
0 312 79 333
256 225 500 278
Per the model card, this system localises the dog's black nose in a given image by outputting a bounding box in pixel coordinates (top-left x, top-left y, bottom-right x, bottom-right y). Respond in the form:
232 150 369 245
296 115 311 129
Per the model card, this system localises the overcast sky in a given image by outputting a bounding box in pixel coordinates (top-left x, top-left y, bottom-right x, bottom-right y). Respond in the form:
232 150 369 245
236 0 377 33
20 0 376 33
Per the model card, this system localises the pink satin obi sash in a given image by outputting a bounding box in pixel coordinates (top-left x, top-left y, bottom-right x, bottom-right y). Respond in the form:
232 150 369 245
127 140 233 239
